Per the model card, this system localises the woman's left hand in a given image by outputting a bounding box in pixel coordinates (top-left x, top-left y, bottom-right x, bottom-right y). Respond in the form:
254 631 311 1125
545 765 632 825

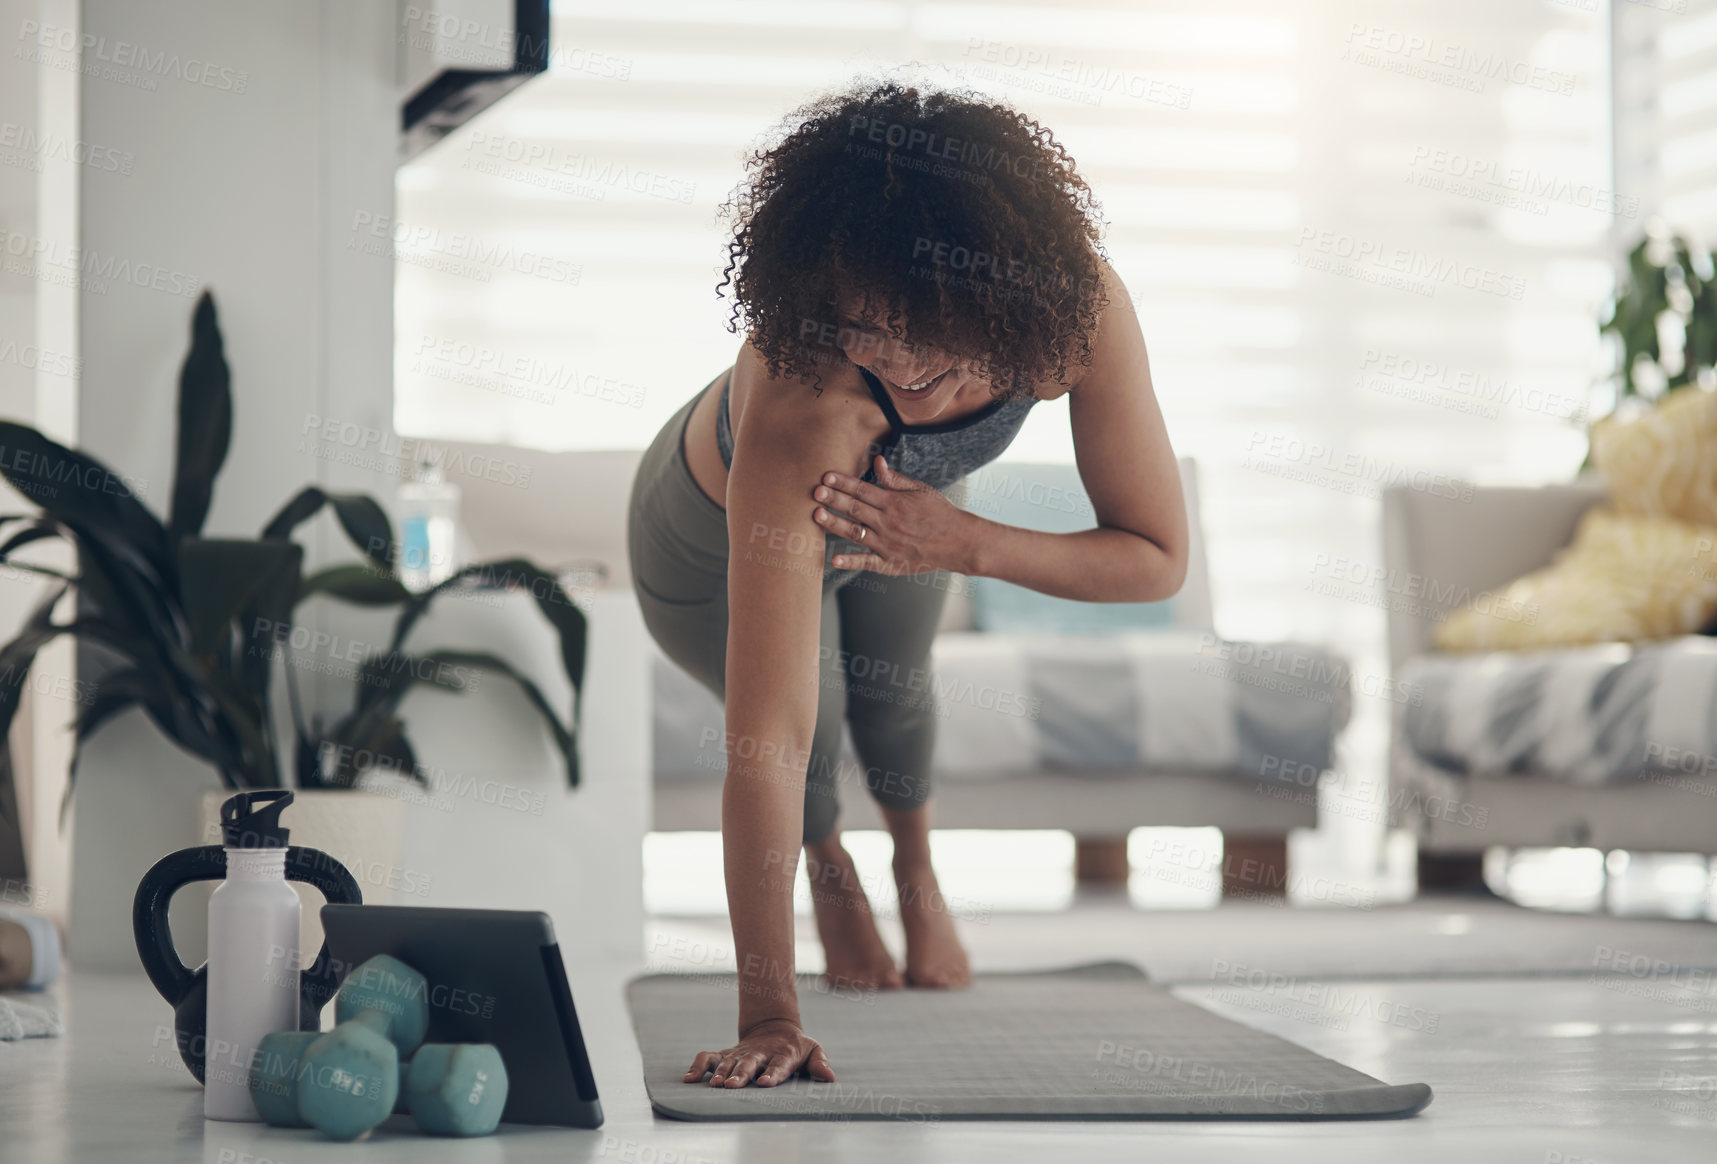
813 455 977 576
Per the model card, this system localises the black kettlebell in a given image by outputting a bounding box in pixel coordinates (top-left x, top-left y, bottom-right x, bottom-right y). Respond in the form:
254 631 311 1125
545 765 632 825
132 794 363 1083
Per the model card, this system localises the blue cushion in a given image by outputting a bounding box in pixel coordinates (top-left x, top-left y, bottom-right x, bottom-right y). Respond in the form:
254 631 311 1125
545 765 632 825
963 463 1180 634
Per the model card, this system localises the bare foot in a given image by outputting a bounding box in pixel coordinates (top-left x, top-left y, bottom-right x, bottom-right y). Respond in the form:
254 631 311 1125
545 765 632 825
895 860 973 988
804 837 903 992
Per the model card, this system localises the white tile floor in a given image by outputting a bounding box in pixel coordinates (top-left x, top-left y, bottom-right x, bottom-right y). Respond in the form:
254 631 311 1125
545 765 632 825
5 895 1717 1163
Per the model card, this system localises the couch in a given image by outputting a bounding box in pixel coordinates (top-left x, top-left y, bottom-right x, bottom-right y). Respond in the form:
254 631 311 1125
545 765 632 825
1382 479 1717 872
649 458 1353 892
439 439 1353 891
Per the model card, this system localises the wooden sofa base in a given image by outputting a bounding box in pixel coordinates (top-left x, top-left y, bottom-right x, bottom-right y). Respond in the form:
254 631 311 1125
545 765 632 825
1072 833 1291 897
1073 837 1130 883
1220 834 1290 898
1415 849 1495 895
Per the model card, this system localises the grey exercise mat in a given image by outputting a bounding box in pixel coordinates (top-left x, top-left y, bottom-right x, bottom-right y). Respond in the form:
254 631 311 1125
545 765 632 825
627 961 1432 1121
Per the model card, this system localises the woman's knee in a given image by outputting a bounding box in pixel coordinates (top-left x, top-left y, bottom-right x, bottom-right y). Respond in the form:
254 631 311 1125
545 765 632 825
863 764 932 812
845 693 937 767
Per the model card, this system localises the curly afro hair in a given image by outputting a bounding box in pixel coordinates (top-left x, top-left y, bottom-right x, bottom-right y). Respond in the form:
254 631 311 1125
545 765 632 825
718 81 1109 400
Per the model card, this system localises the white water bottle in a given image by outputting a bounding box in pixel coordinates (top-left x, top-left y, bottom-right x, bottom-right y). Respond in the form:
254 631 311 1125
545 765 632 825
204 791 302 1121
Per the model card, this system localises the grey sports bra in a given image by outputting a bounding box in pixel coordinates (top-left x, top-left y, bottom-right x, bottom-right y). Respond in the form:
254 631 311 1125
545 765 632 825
713 365 1038 490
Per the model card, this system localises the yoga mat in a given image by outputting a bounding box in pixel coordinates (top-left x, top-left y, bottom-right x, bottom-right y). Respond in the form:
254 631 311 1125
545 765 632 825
627 961 1433 1121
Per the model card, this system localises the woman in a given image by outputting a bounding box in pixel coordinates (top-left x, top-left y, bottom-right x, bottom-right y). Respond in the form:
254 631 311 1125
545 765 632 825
626 82 1188 1090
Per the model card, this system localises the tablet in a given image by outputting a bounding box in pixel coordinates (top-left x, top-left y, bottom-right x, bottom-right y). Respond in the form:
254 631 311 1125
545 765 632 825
319 904 603 1129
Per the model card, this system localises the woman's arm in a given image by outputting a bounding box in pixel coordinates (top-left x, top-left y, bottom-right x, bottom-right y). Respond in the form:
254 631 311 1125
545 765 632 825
813 263 1189 603
685 354 874 1089
965 268 1187 602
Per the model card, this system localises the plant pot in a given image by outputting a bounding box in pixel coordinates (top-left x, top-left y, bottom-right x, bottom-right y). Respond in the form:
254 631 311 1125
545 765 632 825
198 788 407 967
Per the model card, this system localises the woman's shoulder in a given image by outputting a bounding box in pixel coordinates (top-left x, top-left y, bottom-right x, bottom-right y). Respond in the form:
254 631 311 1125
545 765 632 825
1034 255 1136 401
729 343 883 441
1029 358 1083 403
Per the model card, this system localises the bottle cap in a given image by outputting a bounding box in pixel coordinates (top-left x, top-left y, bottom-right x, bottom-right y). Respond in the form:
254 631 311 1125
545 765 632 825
220 790 293 849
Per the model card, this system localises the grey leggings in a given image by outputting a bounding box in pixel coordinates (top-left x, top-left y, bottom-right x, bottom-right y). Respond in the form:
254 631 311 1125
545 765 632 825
627 376 954 845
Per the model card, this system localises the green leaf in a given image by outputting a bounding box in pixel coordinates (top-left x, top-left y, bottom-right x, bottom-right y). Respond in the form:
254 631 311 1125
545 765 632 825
0 462 226 778
388 558 587 717
261 487 326 540
316 653 457 776
0 598 222 827
237 538 306 759
1689 269 1717 372
298 564 413 606
0 520 76 581
68 618 239 775
178 538 304 658
167 293 233 542
294 731 325 789
0 516 74 581
0 421 173 586
332 645 576 785
0 560 72 583
178 652 276 788
311 714 424 790
0 520 61 559
72 533 186 667
262 487 396 573
415 649 579 787
360 650 476 704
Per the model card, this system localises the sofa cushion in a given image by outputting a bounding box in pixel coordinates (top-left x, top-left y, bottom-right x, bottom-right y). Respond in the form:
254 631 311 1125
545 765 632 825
1431 507 1717 651
652 633 1350 785
960 459 1212 634
1400 636 1717 785
971 576 1178 634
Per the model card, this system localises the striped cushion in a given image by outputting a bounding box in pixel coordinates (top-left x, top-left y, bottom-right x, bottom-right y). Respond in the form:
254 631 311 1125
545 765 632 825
653 633 1351 785
1400 636 1717 784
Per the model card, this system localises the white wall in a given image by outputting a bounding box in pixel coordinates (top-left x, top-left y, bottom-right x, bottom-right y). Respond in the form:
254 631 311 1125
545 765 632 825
0 0 36 426
65 0 399 969
0 0 43 886
392 588 648 967
442 441 641 587
53 2 649 977
0 0 81 932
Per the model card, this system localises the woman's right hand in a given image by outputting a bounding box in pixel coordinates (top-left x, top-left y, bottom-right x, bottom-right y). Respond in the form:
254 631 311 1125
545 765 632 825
683 1018 837 1089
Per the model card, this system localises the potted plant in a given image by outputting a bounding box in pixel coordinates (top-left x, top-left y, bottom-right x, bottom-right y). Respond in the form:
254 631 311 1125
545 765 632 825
1600 224 1716 407
0 292 587 850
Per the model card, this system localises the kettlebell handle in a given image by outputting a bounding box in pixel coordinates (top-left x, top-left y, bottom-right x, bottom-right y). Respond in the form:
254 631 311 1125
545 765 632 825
132 844 363 1015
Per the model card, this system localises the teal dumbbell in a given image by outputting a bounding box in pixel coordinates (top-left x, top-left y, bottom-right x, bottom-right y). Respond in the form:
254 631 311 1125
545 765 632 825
250 954 507 1140
253 1032 507 1138
249 954 423 1141
400 1043 509 1136
335 954 428 1055
249 1031 319 1128
252 1024 403 1135
296 1022 399 1141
